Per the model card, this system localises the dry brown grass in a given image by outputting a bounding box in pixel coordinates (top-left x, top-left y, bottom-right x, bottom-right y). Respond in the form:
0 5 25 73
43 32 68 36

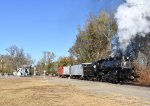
0 77 149 106
133 61 150 86
137 69 150 86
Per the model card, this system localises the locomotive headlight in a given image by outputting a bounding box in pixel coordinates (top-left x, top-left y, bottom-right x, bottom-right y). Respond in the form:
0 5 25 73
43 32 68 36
130 76 134 80
124 62 127 66
122 61 127 68
123 61 131 69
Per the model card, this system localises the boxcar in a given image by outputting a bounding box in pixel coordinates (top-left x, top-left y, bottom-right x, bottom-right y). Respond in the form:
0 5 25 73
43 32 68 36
70 64 83 78
58 67 64 77
63 66 71 77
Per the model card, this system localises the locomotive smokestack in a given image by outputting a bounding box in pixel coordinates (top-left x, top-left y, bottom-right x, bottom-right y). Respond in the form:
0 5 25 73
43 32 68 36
115 0 150 51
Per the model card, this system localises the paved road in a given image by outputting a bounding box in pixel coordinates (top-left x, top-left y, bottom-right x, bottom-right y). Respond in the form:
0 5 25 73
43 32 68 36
47 77 150 105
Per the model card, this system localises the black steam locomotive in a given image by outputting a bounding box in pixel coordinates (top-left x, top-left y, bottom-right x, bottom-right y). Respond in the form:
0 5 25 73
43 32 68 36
93 56 135 83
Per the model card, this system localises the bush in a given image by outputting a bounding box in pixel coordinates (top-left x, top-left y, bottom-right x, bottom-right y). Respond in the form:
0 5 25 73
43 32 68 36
133 61 150 86
138 69 150 85
2 70 14 75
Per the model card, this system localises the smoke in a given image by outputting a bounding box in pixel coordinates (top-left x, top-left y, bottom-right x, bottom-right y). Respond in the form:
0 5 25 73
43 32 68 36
115 0 150 51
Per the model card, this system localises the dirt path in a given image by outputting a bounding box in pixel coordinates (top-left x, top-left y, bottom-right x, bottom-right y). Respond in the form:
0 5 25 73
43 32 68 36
47 77 150 106
0 76 149 106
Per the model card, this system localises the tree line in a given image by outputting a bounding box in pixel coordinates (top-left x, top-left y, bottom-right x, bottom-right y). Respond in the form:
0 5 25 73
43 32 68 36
0 45 33 73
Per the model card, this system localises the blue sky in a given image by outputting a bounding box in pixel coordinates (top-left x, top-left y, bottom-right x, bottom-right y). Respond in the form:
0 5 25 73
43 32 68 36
0 0 122 62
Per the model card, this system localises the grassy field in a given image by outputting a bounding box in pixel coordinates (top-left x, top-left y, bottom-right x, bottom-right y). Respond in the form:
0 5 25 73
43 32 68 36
0 77 149 106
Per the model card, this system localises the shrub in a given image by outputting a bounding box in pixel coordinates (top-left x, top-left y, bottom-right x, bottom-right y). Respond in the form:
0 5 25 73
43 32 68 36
137 69 150 85
133 61 150 86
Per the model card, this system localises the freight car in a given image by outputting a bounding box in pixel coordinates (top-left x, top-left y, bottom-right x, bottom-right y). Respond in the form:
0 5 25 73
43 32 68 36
58 67 64 77
63 66 71 77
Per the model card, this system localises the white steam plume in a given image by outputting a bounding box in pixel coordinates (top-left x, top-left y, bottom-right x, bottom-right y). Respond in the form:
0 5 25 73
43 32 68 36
115 0 150 51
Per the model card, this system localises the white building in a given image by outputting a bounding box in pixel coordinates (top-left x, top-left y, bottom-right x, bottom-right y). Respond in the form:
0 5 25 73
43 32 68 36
13 65 31 76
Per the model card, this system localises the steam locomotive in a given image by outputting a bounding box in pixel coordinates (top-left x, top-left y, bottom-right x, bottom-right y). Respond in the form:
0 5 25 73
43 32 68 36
58 55 135 83
93 56 135 83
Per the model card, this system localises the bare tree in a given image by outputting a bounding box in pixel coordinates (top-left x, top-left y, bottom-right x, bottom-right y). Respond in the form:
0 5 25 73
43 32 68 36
37 51 55 74
5 45 33 70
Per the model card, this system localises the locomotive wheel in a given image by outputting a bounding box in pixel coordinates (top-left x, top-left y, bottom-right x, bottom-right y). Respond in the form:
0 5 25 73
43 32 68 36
96 75 102 82
112 78 119 84
101 76 105 82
